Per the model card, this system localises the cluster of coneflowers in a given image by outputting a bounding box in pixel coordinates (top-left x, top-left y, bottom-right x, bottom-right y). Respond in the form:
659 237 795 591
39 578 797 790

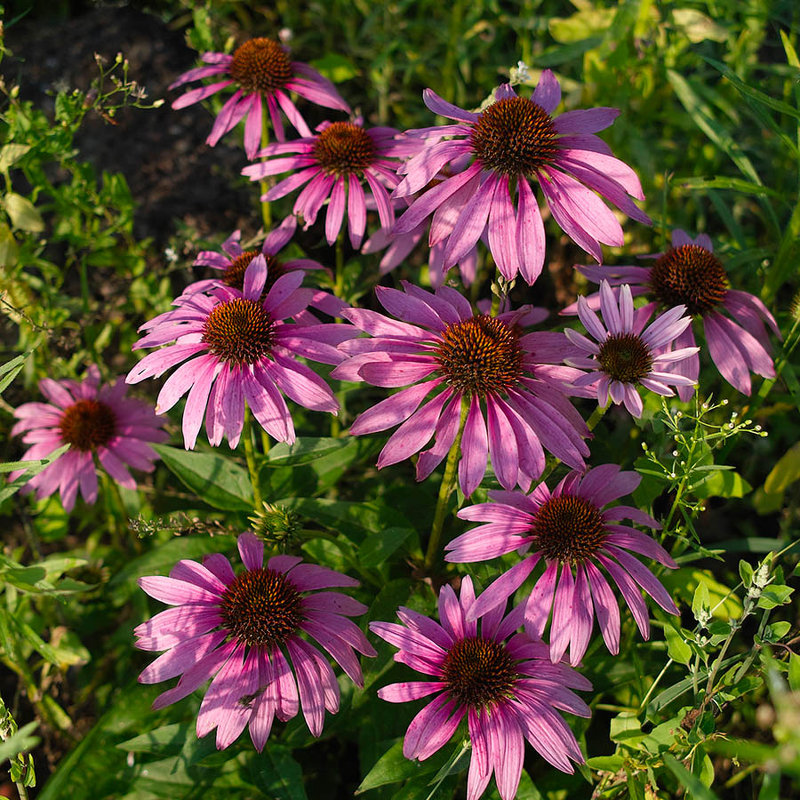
11 33 780 800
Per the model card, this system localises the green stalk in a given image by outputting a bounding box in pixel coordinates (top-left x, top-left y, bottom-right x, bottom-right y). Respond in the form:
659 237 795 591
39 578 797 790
243 404 263 510
331 231 347 438
424 398 468 571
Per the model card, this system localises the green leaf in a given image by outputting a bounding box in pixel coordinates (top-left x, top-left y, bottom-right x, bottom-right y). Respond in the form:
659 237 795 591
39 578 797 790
427 740 470 785
310 54 358 83
661 569 742 621
692 581 711 626
357 739 435 793
671 9 728 42
359 527 414 568
663 753 720 800
681 176 782 199
263 437 354 467
0 351 31 395
757 584 793 609
153 444 253 511
764 442 800 494
692 469 751 499
0 444 70 504
0 721 39 763
0 222 18 267
249 746 308 800
789 653 800 692
4 193 44 232
0 143 31 170
586 755 625 771
703 56 800 120
549 7 614 43
665 624 693 665
758 770 782 800
282 498 412 542
117 723 187 756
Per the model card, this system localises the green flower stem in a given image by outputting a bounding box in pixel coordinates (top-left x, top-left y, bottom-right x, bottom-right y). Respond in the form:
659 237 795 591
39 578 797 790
259 103 272 230
586 400 609 432
424 397 468 571
243 404 263 510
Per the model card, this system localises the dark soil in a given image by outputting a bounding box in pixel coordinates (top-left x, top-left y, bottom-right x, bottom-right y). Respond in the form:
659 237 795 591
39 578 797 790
4 3 255 250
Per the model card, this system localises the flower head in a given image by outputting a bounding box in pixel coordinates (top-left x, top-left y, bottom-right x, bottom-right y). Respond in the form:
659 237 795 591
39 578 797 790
448 465 678 665
242 119 416 248
566 281 698 416
370 576 590 800
186 217 346 321
135 532 375 750
570 230 780 397
127 257 354 449
10 365 166 512
393 73 651 285
170 38 350 158
332 283 590 497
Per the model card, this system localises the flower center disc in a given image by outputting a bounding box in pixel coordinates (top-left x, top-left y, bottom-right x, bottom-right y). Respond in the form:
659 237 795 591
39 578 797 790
220 567 303 647
313 122 376 176
597 333 653 384
442 636 517 710
650 244 728 316
223 251 285 297
470 96 559 176
435 315 523 397
532 495 606 564
202 297 275 365
59 399 117 451
229 38 294 95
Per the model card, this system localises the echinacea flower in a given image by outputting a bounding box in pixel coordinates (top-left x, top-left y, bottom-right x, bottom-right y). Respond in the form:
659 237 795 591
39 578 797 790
185 216 346 321
570 230 779 398
170 38 350 158
566 281 698 416
332 283 590 497
127 256 354 449
370 576 589 800
242 119 416 248
393 73 651 285
135 532 375 750
448 465 679 666
10 365 166 512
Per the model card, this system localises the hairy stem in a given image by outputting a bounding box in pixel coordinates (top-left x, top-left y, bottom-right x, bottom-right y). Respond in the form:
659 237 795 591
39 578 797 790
243 405 263 510
424 398 468 571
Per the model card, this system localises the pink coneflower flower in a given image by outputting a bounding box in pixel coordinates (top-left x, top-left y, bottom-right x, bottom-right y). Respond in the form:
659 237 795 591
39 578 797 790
370 576 590 800
392 73 651 285
242 119 416 248
127 257 354 449
135 532 375 750
170 38 350 158
10 365 166 512
570 230 779 398
331 283 590 497
566 281 698 416
448 465 678 666
185 217 345 321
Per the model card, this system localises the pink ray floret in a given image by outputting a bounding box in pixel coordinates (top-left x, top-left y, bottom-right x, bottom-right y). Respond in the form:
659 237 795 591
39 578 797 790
371 576 589 800
331 283 591 497
566 229 780 398
135 532 376 750
127 255 355 449
242 119 417 248
566 281 699 416
10 365 166 512
169 38 351 158
448 464 679 665
392 72 651 285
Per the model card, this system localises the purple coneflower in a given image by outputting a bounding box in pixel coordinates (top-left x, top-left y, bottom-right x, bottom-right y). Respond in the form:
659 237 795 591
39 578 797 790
331 283 590 497
127 257 353 449
570 230 779 397
566 281 698 416
10 365 166 512
135 532 375 750
242 119 416 248
185 217 345 321
448 465 679 666
393 72 651 285
170 37 350 158
370 576 589 800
